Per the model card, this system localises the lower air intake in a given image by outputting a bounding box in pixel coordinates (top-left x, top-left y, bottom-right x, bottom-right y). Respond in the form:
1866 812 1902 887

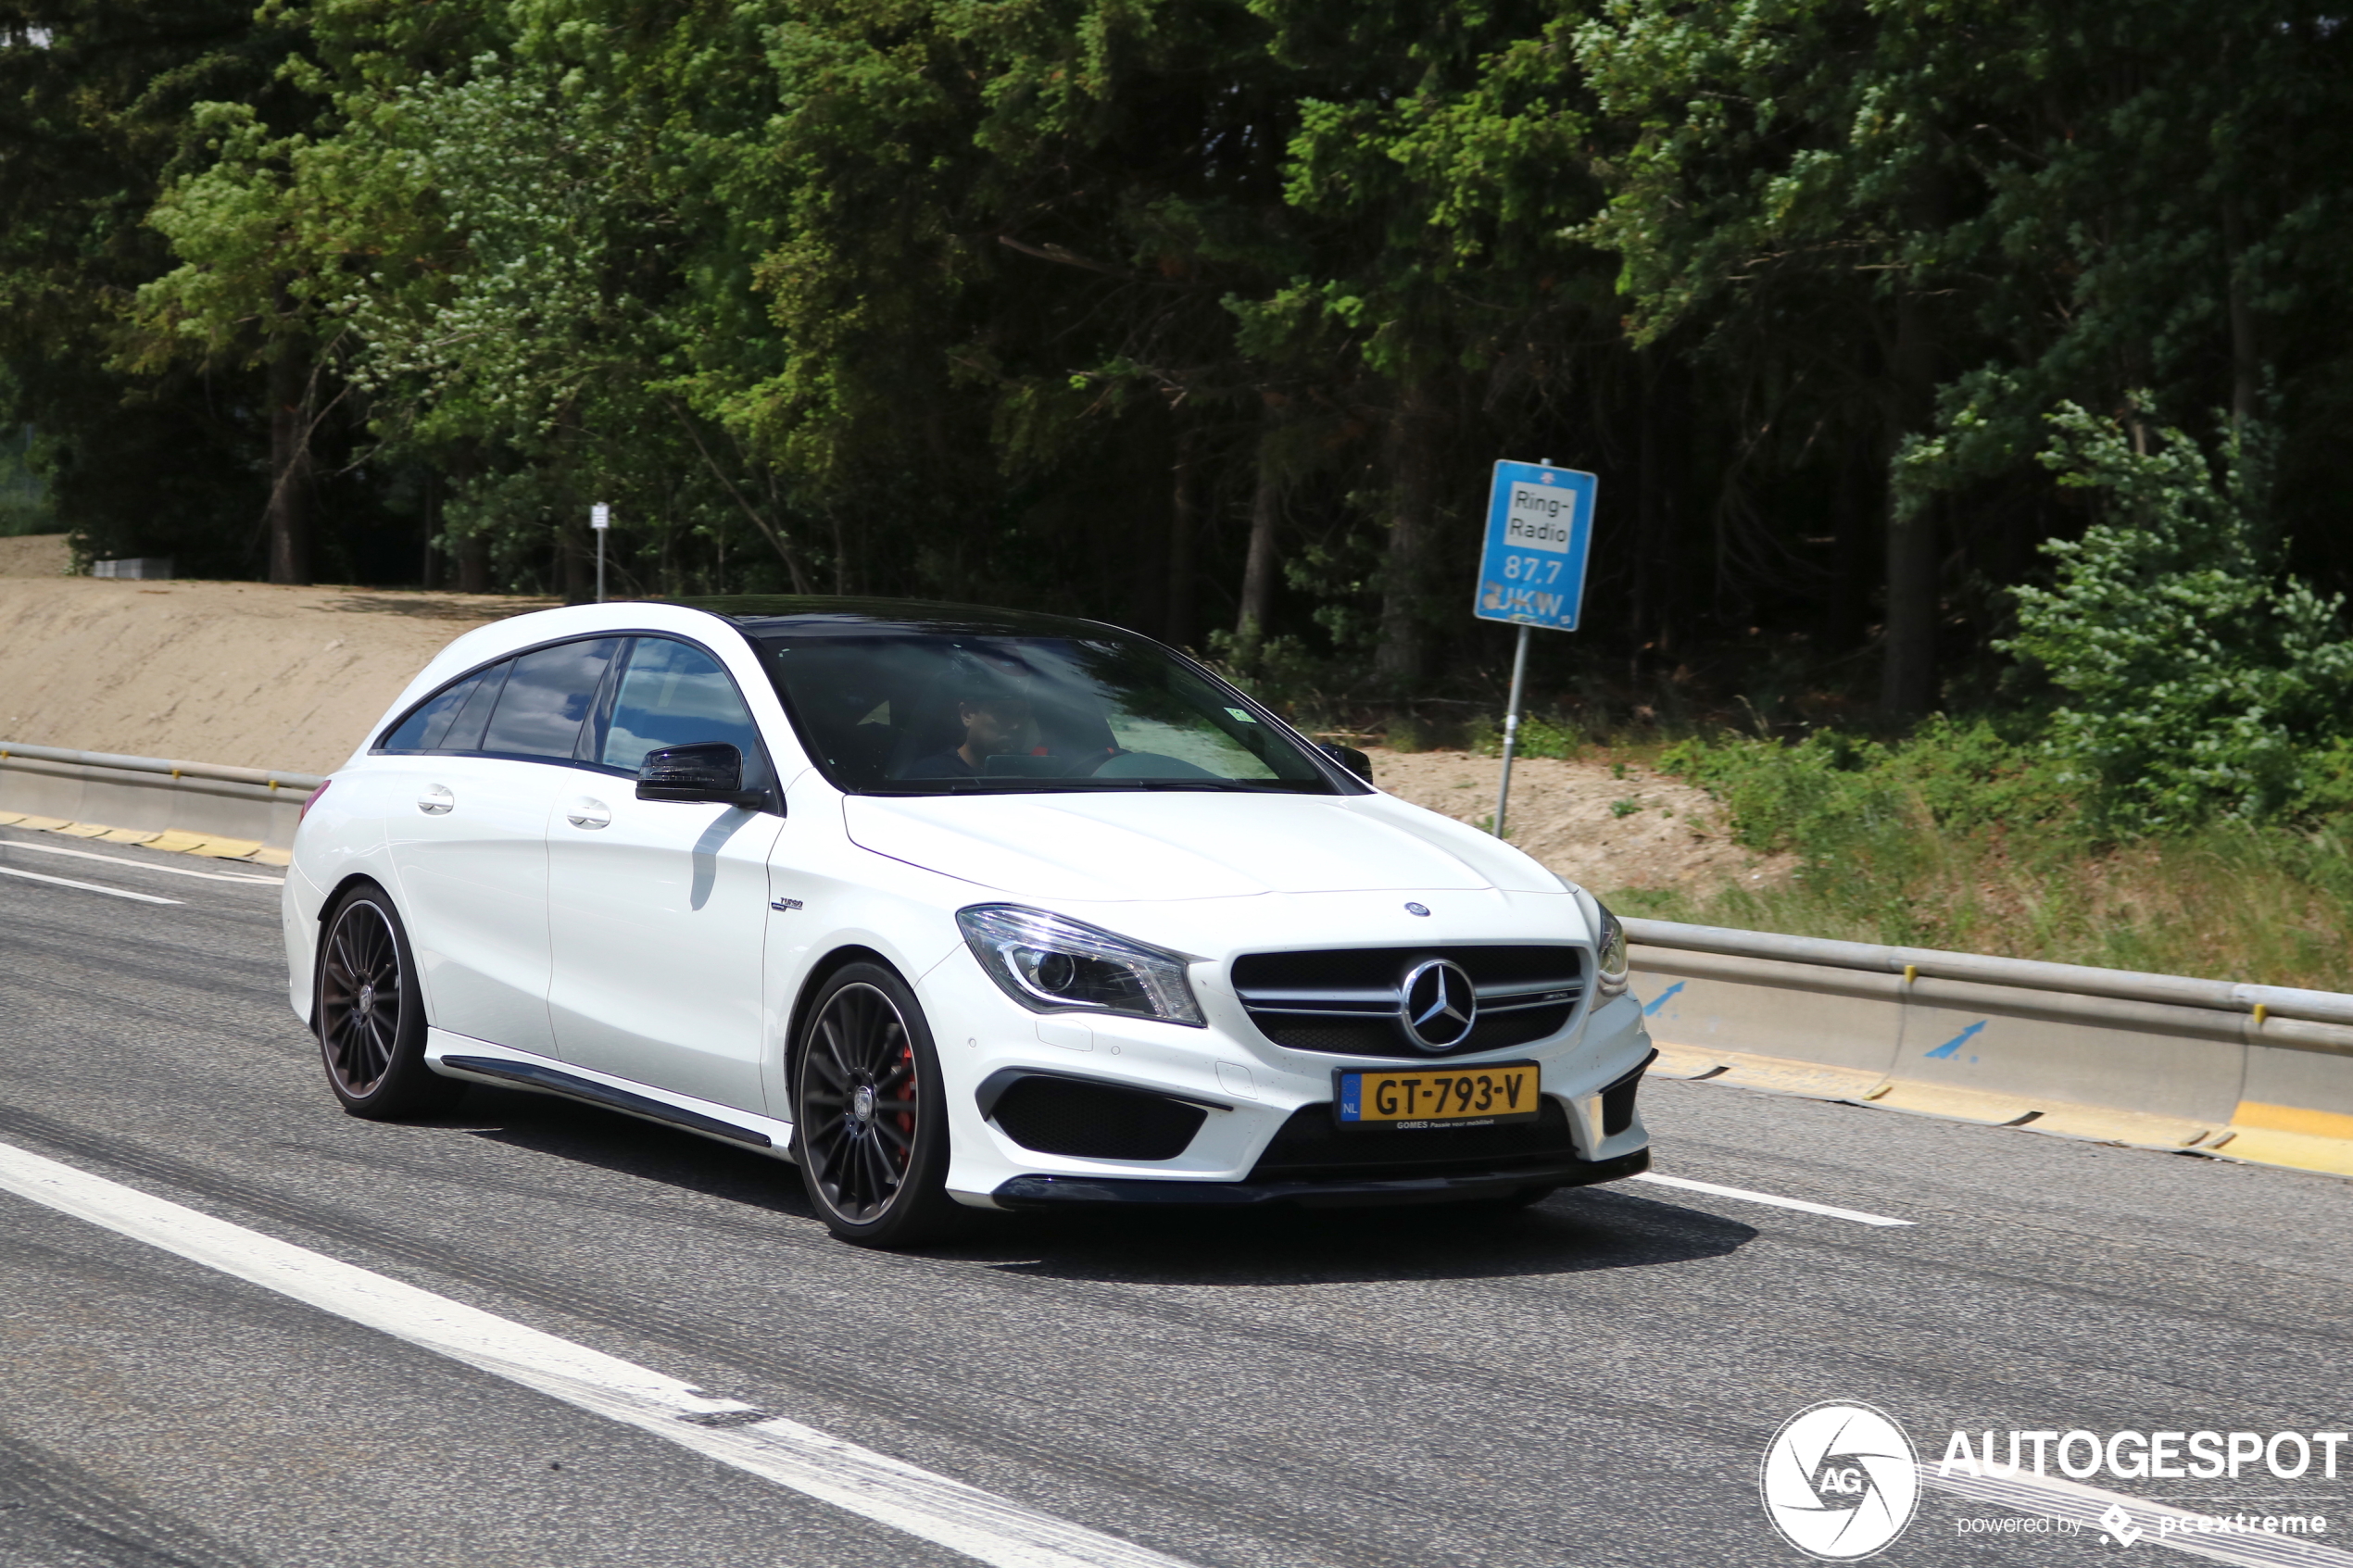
1247 1098 1579 1183
990 1076 1208 1161
1601 1058 1648 1136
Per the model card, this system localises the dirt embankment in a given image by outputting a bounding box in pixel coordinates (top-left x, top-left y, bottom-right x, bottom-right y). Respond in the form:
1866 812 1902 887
1366 747 1786 896
0 533 71 578
1 548 548 772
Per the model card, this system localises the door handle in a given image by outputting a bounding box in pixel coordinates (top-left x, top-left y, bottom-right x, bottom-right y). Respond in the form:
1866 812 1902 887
565 797 611 830
418 784 455 815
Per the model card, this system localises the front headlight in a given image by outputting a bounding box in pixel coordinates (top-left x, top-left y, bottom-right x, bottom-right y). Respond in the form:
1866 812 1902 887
1593 900 1629 997
1562 879 1630 998
956 904 1205 1027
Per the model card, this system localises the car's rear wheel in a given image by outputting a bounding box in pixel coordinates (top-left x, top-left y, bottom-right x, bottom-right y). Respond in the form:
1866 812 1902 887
792 963 958 1248
317 884 461 1119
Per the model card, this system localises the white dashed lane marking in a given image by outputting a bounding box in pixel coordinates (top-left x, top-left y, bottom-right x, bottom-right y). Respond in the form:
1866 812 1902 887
0 1137 1200 1568
0 864 182 905
0 837 283 884
1631 1172 1914 1227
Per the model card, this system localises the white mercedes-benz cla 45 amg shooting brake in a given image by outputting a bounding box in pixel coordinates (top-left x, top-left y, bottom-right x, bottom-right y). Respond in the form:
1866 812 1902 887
283 597 1655 1245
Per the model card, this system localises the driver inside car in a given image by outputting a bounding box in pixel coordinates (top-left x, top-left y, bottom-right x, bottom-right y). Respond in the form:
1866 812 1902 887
901 680 1041 778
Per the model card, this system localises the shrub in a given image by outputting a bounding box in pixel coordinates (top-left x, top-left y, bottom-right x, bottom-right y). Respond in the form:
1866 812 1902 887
1475 712 1578 759
2004 402 2353 834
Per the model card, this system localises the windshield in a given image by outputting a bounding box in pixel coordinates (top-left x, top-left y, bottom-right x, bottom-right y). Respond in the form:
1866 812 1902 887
751 625 1344 795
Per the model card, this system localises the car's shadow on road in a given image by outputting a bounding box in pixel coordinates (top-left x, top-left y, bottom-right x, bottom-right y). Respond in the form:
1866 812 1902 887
444 1087 1757 1286
962 1189 1757 1286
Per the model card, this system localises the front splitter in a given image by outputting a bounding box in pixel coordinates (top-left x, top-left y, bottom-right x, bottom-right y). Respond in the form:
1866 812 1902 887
990 1148 1650 1210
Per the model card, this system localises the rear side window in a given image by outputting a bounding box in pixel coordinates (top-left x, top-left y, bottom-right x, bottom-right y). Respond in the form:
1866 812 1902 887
601 638 765 775
377 664 510 754
480 639 621 760
382 672 482 753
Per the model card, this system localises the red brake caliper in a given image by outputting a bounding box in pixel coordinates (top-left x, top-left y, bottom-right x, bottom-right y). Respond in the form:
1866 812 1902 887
893 1043 917 1172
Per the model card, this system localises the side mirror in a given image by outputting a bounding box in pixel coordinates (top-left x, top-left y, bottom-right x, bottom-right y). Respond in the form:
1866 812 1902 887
636 743 766 809
1317 741 1375 785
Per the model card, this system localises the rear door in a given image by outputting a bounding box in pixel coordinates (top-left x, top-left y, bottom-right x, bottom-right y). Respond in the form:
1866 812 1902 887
545 635 783 1112
380 637 618 1055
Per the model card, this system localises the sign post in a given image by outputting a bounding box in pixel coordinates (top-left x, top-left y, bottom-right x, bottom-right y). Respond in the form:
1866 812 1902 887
590 502 610 603
1472 458 1597 839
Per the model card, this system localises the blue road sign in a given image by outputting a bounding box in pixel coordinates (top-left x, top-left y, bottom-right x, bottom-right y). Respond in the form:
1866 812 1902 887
1473 460 1596 630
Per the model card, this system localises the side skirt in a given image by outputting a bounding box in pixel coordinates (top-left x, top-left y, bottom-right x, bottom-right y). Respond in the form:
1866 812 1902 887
424 1030 799 1163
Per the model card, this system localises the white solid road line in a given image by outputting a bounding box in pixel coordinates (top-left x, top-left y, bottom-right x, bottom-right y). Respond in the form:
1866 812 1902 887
0 837 282 884
0 864 182 905
1629 1172 1913 1227
0 1137 1199 1568
1926 1461 2353 1566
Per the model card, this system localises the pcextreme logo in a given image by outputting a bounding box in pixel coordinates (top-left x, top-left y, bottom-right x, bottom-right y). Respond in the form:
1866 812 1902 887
1760 1401 1922 1561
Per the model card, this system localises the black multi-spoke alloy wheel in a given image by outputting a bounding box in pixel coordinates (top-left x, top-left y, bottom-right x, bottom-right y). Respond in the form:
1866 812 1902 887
792 963 957 1247
316 884 461 1119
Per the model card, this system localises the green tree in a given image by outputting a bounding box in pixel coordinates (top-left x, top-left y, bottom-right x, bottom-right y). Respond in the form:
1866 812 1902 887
2006 401 2353 832
0 0 305 571
1575 0 2353 716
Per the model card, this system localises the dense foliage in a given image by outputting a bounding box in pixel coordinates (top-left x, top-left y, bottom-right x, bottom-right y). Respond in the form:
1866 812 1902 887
4 0 2350 738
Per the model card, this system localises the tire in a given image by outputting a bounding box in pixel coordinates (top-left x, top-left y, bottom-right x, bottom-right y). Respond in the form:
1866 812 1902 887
791 962 959 1248
315 883 462 1120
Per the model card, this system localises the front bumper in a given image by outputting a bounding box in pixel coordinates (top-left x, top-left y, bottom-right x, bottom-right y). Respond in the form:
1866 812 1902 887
992 1147 1651 1209
919 931 1657 1208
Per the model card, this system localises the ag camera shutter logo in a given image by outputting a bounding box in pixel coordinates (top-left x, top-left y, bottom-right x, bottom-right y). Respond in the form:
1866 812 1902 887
1760 1401 1920 1560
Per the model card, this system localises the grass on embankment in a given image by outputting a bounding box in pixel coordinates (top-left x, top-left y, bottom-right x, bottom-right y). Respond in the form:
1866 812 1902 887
1588 721 2353 992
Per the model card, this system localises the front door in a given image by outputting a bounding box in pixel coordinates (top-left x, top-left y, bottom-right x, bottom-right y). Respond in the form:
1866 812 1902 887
546 636 783 1112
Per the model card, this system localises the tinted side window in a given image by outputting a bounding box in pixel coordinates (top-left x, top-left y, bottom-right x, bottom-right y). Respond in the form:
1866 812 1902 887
443 662 510 752
379 664 510 754
601 638 764 775
381 671 482 753
480 639 620 760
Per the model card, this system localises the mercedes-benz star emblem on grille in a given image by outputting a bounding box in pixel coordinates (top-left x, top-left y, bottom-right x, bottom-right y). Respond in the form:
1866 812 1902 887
1398 958 1478 1051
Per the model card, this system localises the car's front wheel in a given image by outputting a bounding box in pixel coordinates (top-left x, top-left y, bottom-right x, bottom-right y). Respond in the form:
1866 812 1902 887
792 963 958 1247
316 883 462 1119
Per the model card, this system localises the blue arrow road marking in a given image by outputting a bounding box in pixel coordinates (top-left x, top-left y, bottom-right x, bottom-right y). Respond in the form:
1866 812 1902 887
1642 981 1685 1017
1923 1020 1987 1060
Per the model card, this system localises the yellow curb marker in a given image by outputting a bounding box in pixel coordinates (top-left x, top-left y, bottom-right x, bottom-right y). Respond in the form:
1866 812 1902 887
0 815 290 868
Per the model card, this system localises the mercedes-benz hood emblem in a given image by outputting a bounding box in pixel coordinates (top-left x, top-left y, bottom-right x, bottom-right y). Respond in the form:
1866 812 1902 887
1398 958 1478 1051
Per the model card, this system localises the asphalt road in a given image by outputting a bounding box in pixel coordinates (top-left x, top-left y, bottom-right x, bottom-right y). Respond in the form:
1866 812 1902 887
5 820 2352 1568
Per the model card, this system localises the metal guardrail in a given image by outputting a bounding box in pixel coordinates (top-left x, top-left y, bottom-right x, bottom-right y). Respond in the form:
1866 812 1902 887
0 741 325 797
0 739 322 848
1623 918 2353 1028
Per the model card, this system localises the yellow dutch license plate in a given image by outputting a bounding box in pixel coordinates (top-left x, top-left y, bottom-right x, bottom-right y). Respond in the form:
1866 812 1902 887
1335 1062 1541 1129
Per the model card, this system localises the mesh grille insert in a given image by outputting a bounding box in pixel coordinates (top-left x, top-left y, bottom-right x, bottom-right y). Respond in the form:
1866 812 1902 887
990 1076 1207 1161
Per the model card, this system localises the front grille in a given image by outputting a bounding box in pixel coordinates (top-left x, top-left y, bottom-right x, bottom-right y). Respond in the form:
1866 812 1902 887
1230 945 1583 1058
1248 1098 1581 1182
989 1075 1207 1160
